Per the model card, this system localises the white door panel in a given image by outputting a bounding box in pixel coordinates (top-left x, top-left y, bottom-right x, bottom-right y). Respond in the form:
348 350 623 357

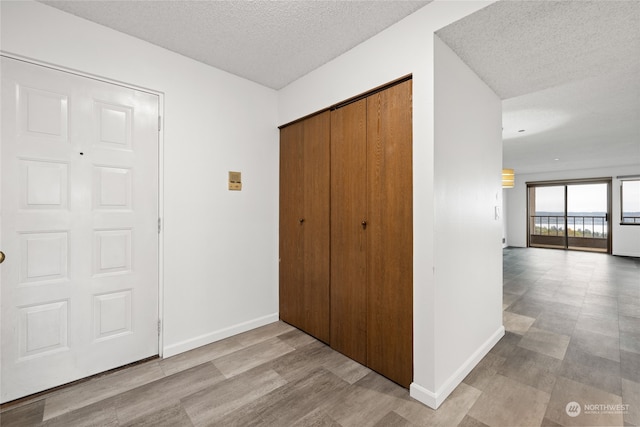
1 57 159 403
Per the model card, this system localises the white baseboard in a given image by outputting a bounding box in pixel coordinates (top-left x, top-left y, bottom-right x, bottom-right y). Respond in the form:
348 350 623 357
612 251 640 258
410 382 439 408
410 325 505 409
162 312 280 358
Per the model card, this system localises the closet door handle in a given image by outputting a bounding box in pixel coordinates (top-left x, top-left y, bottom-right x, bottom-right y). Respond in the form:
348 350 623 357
299 218 305 224
361 220 367 230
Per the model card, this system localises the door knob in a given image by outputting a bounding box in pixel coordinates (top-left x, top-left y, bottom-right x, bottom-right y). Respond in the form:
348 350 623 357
299 218 305 224
361 220 367 230
0 251 5 264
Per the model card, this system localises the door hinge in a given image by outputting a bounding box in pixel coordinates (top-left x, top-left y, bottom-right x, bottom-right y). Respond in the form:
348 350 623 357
158 116 162 131
158 217 161 233
158 320 162 336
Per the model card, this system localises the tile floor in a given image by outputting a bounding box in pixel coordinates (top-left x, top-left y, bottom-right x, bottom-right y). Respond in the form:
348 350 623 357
1 247 638 426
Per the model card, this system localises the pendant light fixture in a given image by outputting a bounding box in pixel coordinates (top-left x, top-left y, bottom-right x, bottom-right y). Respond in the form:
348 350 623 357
502 168 515 188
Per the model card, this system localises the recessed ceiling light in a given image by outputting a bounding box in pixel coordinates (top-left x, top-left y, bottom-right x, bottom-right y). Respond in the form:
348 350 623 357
554 158 560 161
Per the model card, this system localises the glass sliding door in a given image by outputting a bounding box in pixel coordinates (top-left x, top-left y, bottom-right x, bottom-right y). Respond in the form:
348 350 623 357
529 185 566 249
567 183 609 252
528 179 611 253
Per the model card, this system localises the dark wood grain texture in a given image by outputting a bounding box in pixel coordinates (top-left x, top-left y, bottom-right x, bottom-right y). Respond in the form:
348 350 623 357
279 112 331 343
330 99 368 365
366 79 413 388
302 112 331 343
279 121 305 331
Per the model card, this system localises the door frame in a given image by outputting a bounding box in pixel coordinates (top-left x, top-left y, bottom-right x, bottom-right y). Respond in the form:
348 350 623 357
0 52 165 357
526 177 612 254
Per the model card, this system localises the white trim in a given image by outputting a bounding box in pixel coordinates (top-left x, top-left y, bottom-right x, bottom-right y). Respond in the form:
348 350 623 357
409 382 439 409
1 51 167 358
410 325 505 409
614 251 640 258
0 51 162 96
162 313 280 358
157 98 165 357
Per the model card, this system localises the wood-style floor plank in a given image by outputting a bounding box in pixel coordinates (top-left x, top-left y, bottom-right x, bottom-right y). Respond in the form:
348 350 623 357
42 361 166 421
113 362 224 424
0 248 638 427
181 366 287 426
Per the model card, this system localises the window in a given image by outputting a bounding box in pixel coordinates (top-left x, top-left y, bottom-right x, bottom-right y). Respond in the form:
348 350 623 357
621 179 640 224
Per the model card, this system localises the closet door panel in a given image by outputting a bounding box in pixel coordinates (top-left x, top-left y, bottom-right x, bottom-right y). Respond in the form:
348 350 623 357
330 100 368 364
366 80 413 388
302 111 331 343
279 121 305 329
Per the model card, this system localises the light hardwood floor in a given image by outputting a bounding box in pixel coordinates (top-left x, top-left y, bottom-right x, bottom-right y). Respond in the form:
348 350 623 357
1 247 639 426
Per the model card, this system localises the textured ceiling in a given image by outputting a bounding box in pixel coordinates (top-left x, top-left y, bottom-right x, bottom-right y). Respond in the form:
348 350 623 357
436 1 640 101
437 0 640 174
39 0 431 90
38 0 640 175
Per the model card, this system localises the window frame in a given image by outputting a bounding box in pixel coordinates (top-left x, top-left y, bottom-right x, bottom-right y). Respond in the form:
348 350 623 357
620 178 640 225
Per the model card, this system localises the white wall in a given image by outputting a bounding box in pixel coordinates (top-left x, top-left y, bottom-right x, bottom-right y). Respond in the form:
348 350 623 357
3 0 504 409
506 165 640 257
278 0 499 408
433 36 504 400
1 1 280 357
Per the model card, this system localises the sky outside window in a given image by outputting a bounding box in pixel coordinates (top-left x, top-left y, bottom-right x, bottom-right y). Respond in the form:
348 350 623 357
534 184 608 214
568 184 607 214
534 186 565 213
622 180 640 218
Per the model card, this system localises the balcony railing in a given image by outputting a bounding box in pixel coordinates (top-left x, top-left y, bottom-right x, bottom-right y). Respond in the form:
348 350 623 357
622 216 640 224
530 215 609 252
530 215 608 239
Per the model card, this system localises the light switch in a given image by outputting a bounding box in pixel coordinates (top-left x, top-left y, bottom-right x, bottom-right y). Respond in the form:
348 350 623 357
229 171 242 191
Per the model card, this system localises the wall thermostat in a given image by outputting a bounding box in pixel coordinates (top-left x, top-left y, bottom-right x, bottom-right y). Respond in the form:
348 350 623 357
229 171 242 191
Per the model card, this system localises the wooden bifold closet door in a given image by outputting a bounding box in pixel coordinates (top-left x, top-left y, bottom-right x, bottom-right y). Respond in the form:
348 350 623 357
331 80 413 387
279 111 331 344
364 80 413 388
330 98 368 366
279 79 412 388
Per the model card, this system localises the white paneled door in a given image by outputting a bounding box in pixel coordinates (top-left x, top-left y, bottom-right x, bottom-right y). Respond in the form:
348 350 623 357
0 57 159 403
